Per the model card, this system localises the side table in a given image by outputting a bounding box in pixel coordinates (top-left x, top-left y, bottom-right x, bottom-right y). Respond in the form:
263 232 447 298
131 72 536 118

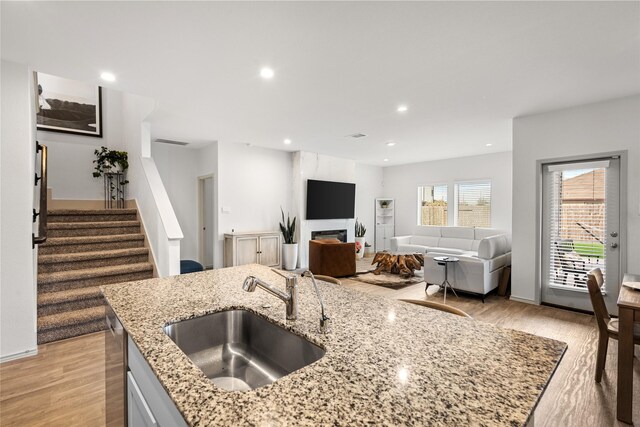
432 256 459 304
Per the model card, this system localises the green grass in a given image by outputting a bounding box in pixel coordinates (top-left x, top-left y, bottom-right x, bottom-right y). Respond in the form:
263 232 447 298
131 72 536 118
573 242 605 259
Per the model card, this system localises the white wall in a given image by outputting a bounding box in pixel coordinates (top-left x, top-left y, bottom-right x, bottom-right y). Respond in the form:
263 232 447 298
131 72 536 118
36 88 124 200
383 151 513 237
512 95 640 303
355 163 384 246
1 60 38 361
152 143 200 260
217 143 292 268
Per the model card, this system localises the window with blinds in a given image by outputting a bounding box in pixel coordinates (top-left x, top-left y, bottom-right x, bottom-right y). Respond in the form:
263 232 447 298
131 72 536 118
455 181 491 227
545 161 608 289
418 185 448 226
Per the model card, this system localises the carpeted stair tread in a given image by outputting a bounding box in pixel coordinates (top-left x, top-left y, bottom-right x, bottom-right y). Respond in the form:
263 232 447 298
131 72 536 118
38 286 102 306
38 262 153 285
48 209 138 216
41 233 145 247
37 319 106 345
38 306 106 331
38 247 149 264
49 220 140 229
37 207 150 344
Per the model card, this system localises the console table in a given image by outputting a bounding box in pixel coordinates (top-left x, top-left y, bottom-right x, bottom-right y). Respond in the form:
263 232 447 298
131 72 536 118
223 231 281 268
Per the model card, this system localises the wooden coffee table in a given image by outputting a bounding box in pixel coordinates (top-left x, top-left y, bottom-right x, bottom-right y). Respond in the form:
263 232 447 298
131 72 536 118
371 252 424 278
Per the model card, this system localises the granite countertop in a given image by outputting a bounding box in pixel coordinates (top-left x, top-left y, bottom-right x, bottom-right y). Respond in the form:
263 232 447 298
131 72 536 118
102 264 566 426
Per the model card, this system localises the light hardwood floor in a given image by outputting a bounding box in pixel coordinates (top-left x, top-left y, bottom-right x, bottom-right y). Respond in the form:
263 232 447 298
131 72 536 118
1 280 638 426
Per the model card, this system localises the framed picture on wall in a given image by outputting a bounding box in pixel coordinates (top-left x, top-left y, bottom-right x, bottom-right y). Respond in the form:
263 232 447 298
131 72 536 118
35 71 103 138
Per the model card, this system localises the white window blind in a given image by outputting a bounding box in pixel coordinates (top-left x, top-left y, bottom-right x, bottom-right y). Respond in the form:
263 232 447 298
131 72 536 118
455 181 491 227
545 163 607 289
418 185 448 226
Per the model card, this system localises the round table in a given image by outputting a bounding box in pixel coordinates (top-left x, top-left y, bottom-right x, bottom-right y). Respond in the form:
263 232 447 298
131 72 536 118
432 256 459 304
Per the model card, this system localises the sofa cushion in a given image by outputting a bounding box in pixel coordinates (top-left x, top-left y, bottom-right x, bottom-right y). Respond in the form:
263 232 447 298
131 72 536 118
471 240 482 251
474 228 502 240
397 244 428 254
410 236 440 247
415 226 442 237
425 247 466 256
478 235 507 259
438 237 473 251
440 227 475 239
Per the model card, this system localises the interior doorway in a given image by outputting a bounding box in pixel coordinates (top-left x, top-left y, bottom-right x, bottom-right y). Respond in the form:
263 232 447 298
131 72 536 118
540 155 623 313
198 175 215 269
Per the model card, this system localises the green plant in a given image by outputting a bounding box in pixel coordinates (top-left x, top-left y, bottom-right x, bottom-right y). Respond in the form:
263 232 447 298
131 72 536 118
279 208 296 244
92 146 129 179
355 218 366 237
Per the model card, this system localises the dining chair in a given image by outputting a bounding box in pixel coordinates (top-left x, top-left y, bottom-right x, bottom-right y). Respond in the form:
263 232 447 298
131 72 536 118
400 299 472 319
586 268 640 382
314 275 342 285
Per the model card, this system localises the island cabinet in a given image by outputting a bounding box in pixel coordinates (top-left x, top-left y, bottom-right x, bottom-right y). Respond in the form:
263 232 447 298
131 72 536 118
127 337 187 427
224 231 281 268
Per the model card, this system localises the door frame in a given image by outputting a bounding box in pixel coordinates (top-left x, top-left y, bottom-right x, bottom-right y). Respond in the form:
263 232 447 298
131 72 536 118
535 150 628 307
197 174 215 269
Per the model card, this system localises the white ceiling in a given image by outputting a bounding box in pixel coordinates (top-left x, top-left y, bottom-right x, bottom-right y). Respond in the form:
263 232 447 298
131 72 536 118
2 2 639 166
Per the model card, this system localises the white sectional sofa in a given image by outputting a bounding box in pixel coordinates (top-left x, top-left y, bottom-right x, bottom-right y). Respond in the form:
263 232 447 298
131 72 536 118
390 227 511 299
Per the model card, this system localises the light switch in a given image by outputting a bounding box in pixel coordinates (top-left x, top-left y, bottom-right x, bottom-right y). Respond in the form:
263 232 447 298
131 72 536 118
221 206 232 214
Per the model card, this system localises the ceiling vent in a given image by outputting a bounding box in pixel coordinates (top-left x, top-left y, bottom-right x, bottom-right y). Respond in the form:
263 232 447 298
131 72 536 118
154 138 189 146
346 133 367 139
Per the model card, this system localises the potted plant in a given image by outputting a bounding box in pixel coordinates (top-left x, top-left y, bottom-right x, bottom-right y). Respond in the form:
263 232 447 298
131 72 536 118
92 146 129 178
279 208 298 270
92 146 130 208
355 219 366 259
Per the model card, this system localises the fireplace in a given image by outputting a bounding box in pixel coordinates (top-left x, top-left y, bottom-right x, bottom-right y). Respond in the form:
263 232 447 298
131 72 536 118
311 229 347 243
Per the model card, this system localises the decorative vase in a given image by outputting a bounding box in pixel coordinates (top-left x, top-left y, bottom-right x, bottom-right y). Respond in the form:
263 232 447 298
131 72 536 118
355 237 366 259
282 243 299 270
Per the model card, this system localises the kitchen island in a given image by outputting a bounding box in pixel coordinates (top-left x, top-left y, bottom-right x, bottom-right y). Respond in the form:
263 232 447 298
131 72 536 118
102 264 566 426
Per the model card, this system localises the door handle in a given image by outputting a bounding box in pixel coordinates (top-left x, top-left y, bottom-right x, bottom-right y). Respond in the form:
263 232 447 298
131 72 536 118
610 231 618 238
610 242 618 249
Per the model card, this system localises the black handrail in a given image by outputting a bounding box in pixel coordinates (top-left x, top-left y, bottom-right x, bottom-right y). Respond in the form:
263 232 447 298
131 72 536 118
32 141 48 247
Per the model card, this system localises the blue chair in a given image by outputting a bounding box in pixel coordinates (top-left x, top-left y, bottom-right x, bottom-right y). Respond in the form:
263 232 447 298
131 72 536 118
180 260 204 274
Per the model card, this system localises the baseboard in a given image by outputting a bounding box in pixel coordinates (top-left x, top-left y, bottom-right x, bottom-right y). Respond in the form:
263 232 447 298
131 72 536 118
1 348 37 363
509 295 539 305
47 189 136 210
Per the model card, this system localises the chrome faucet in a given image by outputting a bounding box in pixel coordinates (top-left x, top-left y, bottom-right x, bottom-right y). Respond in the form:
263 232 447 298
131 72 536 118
301 271 330 333
242 270 298 320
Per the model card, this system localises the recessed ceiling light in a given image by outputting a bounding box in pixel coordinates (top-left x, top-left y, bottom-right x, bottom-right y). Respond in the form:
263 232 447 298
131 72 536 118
260 67 274 79
100 72 116 82
284 139 292 145
386 141 396 147
485 143 493 147
383 158 389 162
397 105 408 113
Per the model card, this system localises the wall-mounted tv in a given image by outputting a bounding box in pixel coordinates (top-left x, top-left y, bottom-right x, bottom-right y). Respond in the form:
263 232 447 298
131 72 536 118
306 179 356 220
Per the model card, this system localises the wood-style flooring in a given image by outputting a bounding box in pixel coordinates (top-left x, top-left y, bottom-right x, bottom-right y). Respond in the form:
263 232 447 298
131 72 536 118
1 278 638 426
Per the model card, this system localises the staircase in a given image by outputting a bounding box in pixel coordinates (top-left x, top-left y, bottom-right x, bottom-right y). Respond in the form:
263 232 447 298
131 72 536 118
37 209 154 344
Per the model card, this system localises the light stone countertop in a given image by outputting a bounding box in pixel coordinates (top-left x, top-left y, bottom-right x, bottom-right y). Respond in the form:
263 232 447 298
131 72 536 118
102 264 566 426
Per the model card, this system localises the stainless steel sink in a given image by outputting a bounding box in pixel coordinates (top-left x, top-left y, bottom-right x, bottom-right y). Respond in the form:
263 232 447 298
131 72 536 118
164 309 325 391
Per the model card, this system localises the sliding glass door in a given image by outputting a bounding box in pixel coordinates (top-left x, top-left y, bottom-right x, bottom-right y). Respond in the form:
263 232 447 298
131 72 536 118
541 157 621 313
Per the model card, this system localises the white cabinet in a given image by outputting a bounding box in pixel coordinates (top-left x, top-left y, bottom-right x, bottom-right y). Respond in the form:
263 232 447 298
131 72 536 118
127 338 187 427
224 231 281 268
375 198 395 252
128 372 157 427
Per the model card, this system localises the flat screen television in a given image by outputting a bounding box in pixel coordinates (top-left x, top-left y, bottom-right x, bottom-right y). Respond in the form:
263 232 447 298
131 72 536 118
306 179 356 220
